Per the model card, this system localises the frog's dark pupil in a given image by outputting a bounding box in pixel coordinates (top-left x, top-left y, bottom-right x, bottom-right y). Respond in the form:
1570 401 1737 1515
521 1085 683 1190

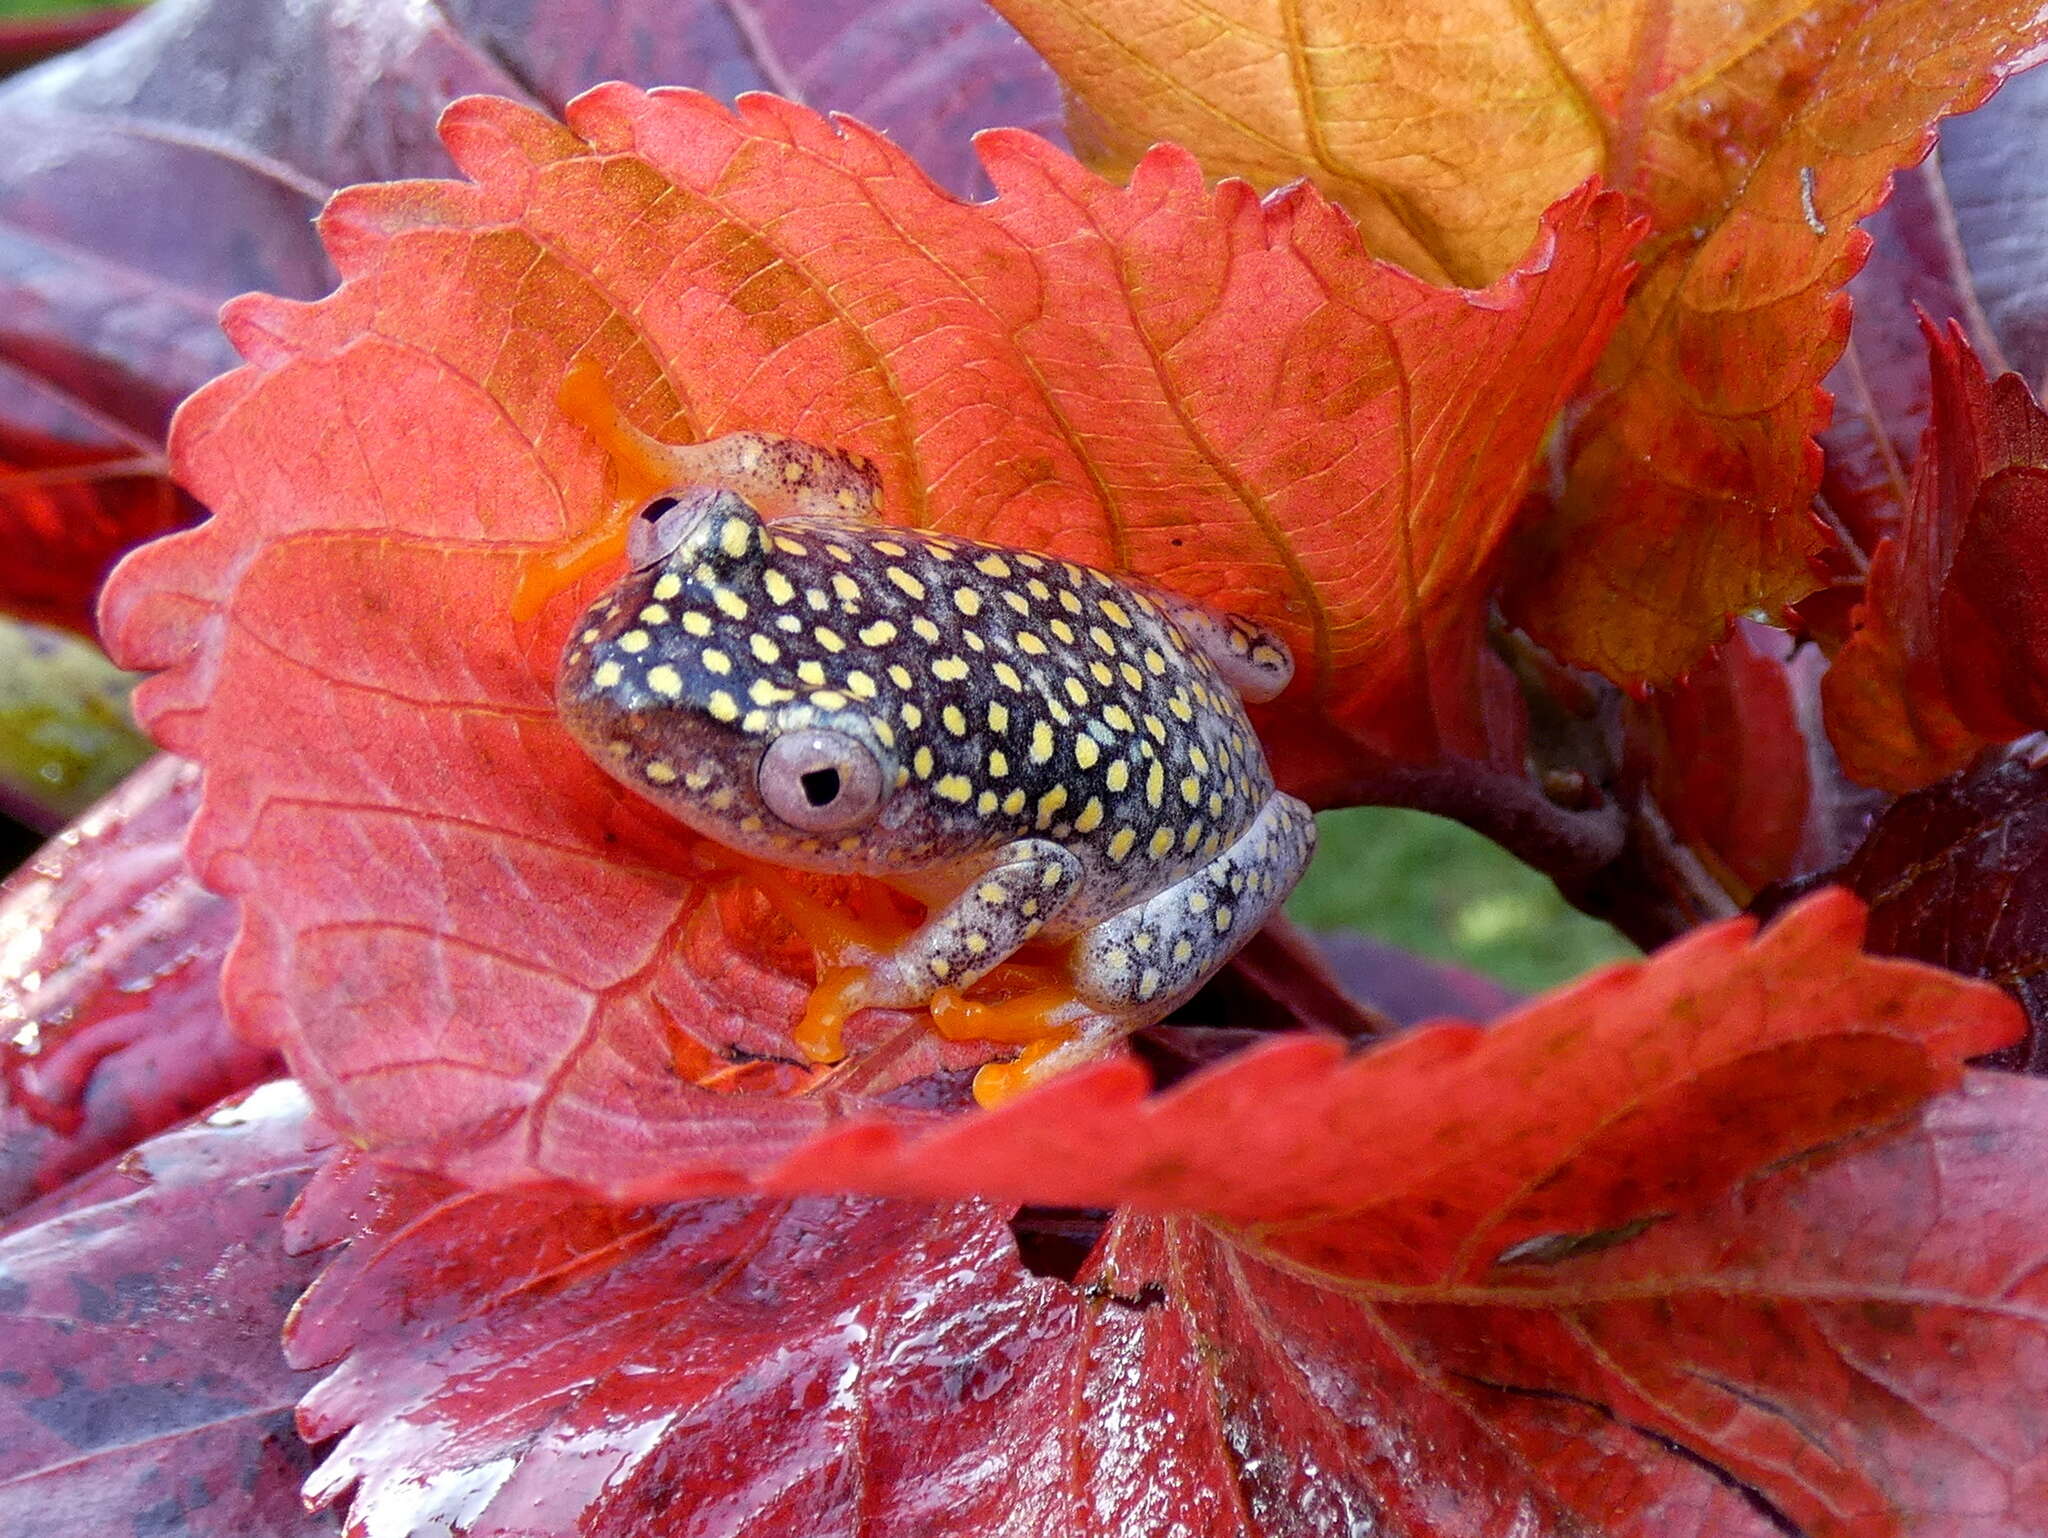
639 495 680 522
801 767 841 806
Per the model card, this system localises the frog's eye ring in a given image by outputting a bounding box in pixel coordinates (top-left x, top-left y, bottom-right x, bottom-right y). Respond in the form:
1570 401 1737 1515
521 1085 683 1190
758 729 886 832
627 489 710 569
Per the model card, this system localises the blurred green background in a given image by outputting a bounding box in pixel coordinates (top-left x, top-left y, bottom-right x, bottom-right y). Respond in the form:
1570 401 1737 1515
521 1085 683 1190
0 0 122 17
1289 808 1635 993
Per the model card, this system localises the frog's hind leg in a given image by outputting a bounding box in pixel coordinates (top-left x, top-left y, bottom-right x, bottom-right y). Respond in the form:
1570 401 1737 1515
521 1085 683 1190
559 364 884 524
1151 592 1295 703
1068 791 1317 1019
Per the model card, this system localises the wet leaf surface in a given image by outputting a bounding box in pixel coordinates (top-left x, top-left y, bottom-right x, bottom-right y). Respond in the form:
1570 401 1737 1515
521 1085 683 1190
0 754 273 1218
0 1080 335 1537
289 1069 2048 1537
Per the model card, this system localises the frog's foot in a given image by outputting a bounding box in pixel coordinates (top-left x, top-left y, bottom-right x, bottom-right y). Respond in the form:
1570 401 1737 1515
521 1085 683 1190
929 982 1105 1108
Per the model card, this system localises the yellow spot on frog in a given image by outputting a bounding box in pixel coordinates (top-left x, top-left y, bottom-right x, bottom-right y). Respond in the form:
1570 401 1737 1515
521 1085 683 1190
1105 759 1130 792
954 588 983 616
751 633 781 663
933 656 969 682
1107 828 1137 861
887 567 926 600
713 589 748 620
719 518 751 558
763 570 796 605
618 629 650 654
645 760 678 783
653 573 683 601
1074 797 1105 833
639 604 670 625
593 661 623 688
936 774 973 803
943 705 968 735
647 664 683 697
975 554 1011 578
1036 785 1068 826
1029 721 1054 763
1148 828 1176 858
682 612 713 637
707 690 740 722
1075 736 1101 770
859 620 897 646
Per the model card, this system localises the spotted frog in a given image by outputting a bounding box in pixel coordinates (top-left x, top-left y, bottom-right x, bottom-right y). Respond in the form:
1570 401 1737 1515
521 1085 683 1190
555 418 1315 1101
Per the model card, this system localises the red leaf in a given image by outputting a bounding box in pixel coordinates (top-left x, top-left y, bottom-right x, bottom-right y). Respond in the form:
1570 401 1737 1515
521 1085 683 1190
0 754 274 1218
288 1071 2048 1537
0 0 1057 632
1823 323 2048 790
100 89 1639 1191
1835 750 2048 1074
761 893 2017 1269
1633 620 1814 901
0 1080 336 1536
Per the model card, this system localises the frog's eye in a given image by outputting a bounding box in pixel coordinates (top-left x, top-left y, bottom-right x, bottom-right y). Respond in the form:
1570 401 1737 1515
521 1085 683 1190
626 490 703 569
757 729 886 832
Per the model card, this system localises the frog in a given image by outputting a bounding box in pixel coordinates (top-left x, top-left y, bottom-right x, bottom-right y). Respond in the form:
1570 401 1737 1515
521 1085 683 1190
553 411 1315 1103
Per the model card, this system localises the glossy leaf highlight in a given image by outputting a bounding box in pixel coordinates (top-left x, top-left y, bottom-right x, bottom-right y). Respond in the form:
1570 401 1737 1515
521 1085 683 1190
291 1071 2048 1537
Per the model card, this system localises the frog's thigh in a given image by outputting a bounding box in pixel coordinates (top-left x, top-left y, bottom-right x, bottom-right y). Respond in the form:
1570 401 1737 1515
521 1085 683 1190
1069 793 1316 1014
1152 593 1294 703
868 839 1085 1006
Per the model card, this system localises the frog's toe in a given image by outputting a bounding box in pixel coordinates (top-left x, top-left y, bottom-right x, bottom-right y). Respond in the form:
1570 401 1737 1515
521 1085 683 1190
928 984 1108 1107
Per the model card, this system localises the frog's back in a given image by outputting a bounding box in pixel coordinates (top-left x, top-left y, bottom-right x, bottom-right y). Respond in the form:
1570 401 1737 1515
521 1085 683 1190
584 511 1276 913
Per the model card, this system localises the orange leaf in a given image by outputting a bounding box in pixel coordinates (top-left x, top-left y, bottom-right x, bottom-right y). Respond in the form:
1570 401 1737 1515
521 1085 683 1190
98 90 1638 1184
994 0 2048 682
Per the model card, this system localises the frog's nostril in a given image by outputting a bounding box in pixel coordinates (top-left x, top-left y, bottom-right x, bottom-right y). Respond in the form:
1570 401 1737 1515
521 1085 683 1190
800 767 842 807
638 494 680 523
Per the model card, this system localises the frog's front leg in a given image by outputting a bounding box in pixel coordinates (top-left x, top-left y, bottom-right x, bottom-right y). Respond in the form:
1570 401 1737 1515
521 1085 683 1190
792 838 1084 1063
1069 790 1316 1016
955 792 1318 1105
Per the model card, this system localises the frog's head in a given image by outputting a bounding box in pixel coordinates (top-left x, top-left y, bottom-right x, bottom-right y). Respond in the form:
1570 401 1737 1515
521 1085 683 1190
555 487 903 862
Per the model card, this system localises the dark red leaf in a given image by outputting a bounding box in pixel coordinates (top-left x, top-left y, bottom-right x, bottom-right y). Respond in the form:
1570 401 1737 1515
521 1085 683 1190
0 0 1057 633
440 0 1060 200
0 754 273 1218
1822 62 2048 552
1823 323 2048 789
0 1079 336 1536
1634 620 1814 902
289 1071 2048 1537
1835 748 2048 1074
